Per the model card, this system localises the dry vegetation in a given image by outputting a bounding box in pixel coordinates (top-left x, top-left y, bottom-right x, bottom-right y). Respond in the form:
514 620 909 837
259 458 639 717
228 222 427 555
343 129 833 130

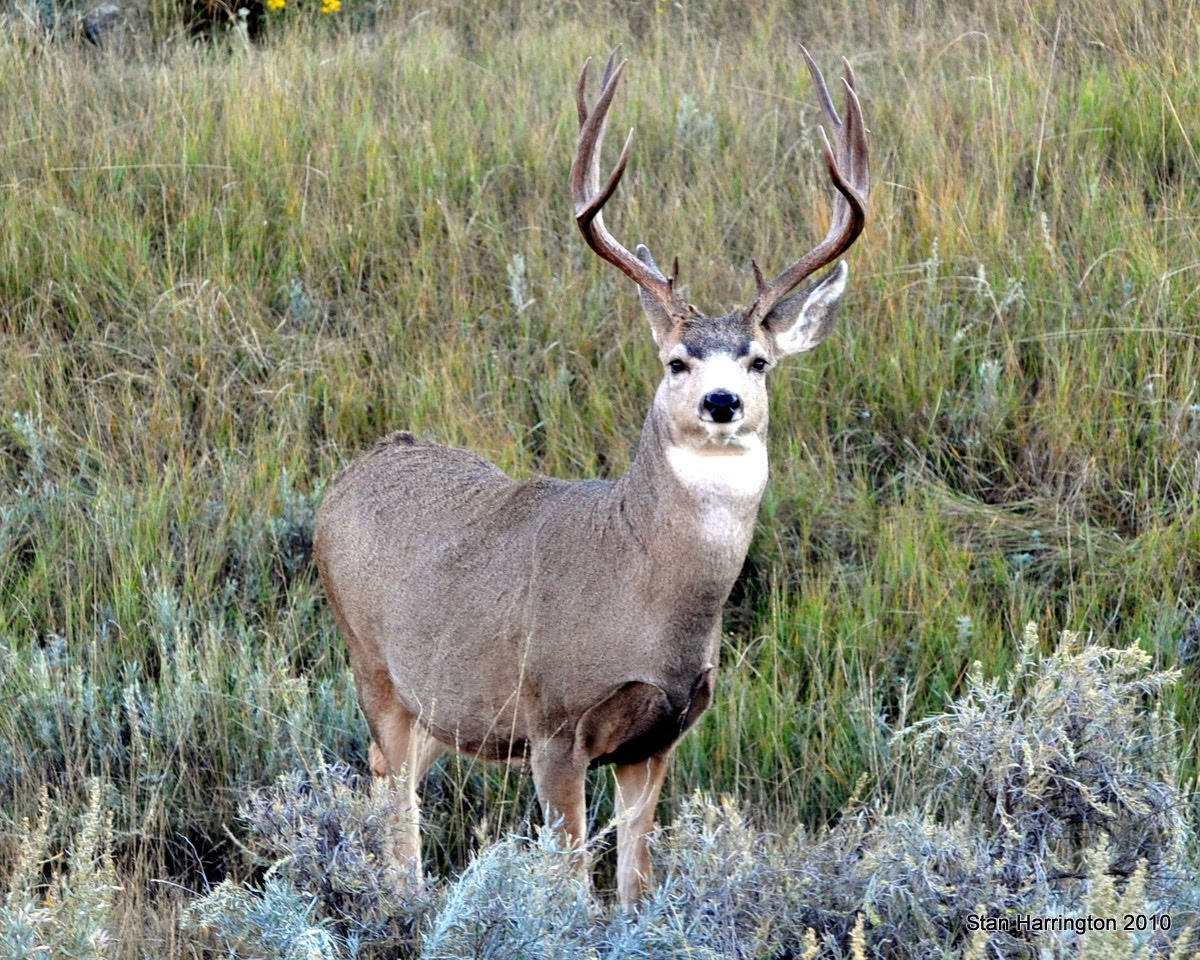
1 0 1199 956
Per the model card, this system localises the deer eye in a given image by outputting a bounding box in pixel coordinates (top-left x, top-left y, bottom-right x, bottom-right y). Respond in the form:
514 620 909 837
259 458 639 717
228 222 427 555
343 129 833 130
668 359 688 375
751 357 768 372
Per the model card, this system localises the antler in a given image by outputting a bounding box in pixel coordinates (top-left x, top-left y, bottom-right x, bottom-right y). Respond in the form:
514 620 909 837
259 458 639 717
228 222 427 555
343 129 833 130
571 51 691 320
750 47 870 319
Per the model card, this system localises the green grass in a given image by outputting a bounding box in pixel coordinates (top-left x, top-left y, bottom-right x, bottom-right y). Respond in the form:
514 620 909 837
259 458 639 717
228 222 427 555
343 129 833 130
1 0 1199 954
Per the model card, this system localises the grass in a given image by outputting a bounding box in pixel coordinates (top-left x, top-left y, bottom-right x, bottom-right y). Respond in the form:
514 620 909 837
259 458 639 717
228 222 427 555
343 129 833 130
1 0 1199 955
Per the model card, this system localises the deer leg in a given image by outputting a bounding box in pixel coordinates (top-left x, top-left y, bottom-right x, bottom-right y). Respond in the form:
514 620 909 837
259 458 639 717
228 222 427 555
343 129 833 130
613 748 671 907
530 739 589 871
355 665 444 880
375 706 445 881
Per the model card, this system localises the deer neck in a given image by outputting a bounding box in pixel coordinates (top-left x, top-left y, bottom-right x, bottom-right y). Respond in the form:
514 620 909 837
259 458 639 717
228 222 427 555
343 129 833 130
614 389 768 580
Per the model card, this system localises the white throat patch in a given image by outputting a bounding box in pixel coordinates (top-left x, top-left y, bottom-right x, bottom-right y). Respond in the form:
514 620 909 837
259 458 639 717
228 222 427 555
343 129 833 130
666 438 767 548
665 436 768 501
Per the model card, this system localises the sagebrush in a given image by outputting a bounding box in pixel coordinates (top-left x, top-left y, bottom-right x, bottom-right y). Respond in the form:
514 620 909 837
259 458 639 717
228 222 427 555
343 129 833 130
185 627 1196 959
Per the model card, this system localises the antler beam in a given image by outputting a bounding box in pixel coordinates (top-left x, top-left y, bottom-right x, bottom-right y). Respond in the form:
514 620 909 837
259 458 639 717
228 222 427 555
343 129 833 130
571 50 690 320
750 47 870 319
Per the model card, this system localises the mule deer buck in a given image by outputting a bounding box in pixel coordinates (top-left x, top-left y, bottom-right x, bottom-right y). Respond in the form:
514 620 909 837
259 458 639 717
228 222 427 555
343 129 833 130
314 48 869 906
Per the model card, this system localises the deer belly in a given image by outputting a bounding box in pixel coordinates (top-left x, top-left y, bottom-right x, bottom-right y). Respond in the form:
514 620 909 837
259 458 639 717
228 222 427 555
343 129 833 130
389 657 535 763
424 719 532 765
405 695 534 764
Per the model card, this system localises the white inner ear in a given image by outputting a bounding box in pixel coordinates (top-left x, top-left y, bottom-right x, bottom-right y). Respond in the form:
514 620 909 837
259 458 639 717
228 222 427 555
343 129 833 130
770 260 849 356
640 289 672 345
647 314 661 346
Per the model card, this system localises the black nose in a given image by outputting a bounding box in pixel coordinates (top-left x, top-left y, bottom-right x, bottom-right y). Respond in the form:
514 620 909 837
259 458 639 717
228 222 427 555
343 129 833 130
703 390 742 424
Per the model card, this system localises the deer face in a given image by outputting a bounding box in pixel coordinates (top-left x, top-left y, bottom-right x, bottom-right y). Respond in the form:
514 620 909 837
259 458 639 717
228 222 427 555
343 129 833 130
645 258 850 452
652 312 771 450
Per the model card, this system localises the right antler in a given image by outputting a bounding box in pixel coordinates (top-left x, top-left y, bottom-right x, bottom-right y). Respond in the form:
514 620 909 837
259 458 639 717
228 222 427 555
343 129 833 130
571 51 692 321
749 47 870 320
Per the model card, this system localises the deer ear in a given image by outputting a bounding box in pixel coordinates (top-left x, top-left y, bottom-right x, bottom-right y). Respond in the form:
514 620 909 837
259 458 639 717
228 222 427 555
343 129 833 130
635 244 675 345
763 260 849 356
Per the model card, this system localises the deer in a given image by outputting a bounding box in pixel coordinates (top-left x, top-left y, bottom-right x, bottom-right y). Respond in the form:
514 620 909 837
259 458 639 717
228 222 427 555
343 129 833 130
313 47 869 907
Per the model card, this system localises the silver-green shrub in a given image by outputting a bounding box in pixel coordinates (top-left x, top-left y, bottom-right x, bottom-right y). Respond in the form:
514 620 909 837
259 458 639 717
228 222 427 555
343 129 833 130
899 624 1188 899
240 763 432 950
185 871 343 960
197 626 1194 959
0 781 118 960
188 762 432 958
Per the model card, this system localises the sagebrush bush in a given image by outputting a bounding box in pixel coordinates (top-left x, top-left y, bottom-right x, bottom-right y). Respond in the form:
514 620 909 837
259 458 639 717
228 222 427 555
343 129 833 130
185 871 343 960
899 624 1188 890
0 605 361 886
420 830 600 960
0 781 118 960
188 627 1196 959
239 764 433 952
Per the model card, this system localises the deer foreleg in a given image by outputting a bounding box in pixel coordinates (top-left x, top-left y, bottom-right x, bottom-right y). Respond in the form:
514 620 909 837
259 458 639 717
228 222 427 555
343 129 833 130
613 749 671 907
530 739 589 870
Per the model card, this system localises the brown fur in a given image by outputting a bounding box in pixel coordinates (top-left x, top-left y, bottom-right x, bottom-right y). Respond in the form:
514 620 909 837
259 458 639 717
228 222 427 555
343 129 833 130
315 403 753 903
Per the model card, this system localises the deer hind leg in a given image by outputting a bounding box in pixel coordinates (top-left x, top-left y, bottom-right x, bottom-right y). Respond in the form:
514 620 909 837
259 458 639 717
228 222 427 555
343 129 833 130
613 749 671 907
356 666 444 881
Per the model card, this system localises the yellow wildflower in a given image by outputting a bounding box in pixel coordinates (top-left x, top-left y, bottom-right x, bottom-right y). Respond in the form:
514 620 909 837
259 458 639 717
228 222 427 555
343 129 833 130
320 0 340 12
265 0 285 10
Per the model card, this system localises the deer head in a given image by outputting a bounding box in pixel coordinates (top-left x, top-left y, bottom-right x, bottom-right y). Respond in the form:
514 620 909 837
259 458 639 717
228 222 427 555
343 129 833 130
571 48 870 455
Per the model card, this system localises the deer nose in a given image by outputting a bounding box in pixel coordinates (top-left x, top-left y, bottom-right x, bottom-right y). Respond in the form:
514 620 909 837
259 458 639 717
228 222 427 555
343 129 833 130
702 390 742 424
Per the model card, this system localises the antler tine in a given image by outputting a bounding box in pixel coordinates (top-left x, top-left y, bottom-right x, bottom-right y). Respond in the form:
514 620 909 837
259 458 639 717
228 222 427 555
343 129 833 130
575 57 591 127
752 47 870 317
571 52 685 316
575 50 621 127
803 45 843 127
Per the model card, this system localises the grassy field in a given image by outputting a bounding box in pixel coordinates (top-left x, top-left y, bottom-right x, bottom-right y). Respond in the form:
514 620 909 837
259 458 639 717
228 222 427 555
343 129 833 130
2 0 1199 955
